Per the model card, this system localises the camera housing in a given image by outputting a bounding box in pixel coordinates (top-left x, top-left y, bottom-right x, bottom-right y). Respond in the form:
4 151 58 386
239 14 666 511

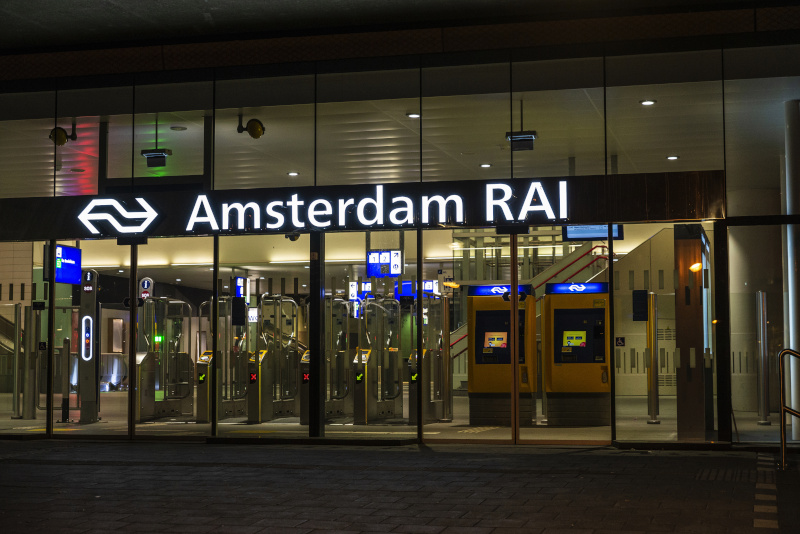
285 232 300 242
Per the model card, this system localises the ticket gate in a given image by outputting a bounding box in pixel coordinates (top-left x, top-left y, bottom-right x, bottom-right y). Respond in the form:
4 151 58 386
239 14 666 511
408 294 452 425
135 297 194 422
300 297 354 424
541 282 611 426
247 294 302 422
196 350 213 423
196 298 250 421
466 285 536 426
13 304 46 421
352 297 404 424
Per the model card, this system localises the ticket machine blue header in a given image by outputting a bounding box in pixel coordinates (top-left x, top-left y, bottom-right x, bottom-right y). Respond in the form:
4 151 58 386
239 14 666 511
467 284 533 296
545 282 608 295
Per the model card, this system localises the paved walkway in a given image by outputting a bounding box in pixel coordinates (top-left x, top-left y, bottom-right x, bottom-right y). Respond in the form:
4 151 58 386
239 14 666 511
1 440 798 533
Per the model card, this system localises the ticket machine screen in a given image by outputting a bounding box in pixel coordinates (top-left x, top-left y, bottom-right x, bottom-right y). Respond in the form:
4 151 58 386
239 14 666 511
483 332 507 348
474 310 524 364
562 331 586 347
554 308 605 364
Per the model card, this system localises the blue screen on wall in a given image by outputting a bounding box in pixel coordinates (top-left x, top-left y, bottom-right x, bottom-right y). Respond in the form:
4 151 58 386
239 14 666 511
55 245 82 284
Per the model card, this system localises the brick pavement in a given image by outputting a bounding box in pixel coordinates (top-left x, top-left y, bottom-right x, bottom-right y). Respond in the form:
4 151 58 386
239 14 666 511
0 440 798 533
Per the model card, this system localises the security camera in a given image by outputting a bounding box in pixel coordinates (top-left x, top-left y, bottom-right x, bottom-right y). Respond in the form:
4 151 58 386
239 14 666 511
285 232 300 242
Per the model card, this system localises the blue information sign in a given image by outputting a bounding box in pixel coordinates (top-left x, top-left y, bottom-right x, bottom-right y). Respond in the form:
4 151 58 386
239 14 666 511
545 282 608 295
467 284 533 297
55 245 82 284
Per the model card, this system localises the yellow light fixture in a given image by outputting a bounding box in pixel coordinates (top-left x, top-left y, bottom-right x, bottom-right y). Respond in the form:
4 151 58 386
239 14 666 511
689 262 702 273
49 120 77 146
237 114 265 139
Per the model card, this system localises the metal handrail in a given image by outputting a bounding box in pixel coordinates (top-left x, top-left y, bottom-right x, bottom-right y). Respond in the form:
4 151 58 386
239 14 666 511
779 348 800 470
532 245 607 291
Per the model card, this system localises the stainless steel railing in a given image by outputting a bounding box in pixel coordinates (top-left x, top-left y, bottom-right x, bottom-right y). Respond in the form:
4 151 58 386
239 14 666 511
779 348 800 470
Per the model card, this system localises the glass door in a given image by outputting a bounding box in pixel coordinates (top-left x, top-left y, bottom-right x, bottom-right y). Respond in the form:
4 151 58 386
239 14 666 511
613 222 717 442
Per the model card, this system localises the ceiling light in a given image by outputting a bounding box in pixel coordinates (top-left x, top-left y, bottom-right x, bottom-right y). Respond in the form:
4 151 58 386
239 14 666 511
287 172 299 177
480 163 492 168
689 262 702 273
118 269 124 273
666 155 679 160
406 113 421 119
640 99 657 106
176 278 182 282
506 130 537 151
237 114 265 139
170 126 187 131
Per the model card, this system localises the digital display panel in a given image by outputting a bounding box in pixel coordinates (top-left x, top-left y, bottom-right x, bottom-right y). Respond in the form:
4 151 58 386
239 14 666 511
394 280 438 297
562 330 586 347
55 245 82 284
483 332 507 348
562 224 623 241
366 250 402 278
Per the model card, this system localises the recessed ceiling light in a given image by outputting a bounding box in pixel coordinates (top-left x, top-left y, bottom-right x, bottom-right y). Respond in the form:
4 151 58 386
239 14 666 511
406 113 421 119
170 126 187 131
118 269 124 273
176 278 182 282
480 163 492 168
287 172 299 177
666 155 679 160
640 99 656 106
70 168 85 173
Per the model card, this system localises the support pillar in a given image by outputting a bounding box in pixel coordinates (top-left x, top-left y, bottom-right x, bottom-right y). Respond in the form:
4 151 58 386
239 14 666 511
784 100 800 440
309 232 325 437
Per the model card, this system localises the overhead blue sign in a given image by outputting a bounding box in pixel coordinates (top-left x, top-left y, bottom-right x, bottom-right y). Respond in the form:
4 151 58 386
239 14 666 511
467 284 533 297
394 280 438 297
367 250 402 278
545 282 608 295
55 245 82 285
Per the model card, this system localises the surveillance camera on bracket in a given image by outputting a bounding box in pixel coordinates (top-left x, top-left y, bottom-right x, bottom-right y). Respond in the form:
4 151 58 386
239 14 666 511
285 232 300 242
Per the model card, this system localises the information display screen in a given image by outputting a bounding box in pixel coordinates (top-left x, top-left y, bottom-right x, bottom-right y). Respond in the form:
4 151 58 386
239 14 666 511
483 332 507 348
55 244 82 284
562 224 623 241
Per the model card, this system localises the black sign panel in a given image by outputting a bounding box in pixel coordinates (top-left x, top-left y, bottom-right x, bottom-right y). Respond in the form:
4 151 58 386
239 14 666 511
0 171 725 241
0 177 577 241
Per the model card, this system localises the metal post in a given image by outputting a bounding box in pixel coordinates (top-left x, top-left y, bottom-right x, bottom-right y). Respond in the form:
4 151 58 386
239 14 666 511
128 244 138 438
783 100 800 439
11 303 21 419
46 239 56 437
510 236 520 441
647 292 660 424
60 338 70 423
757 291 771 425
22 306 36 420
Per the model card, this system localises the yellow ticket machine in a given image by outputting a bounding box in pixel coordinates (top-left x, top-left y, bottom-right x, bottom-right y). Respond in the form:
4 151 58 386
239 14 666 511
467 284 536 426
542 282 610 426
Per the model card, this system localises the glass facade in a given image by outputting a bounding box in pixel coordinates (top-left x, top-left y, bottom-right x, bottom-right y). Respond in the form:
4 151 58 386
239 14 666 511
0 42 798 445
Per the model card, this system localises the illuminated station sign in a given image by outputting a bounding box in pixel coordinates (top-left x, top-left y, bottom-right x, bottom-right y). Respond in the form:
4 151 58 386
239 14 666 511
68 179 571 238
